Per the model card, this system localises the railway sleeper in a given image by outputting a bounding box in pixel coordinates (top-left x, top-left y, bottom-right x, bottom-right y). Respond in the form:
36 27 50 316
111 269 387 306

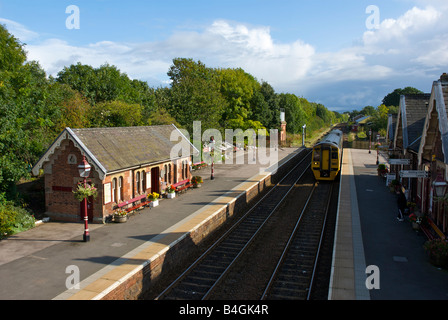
189 270 221 281
269 288 308 300
169 287 207 300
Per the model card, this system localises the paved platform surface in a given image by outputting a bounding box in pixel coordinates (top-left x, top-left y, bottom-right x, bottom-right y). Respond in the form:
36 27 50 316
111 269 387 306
329 148 448 300
0 148 301 300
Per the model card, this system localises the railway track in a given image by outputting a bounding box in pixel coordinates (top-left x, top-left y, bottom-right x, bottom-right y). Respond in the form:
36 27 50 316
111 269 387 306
155 149 313 300
262 181 335 300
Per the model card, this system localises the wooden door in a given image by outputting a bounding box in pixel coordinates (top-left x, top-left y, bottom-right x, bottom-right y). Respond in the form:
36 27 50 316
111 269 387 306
151 167 160 194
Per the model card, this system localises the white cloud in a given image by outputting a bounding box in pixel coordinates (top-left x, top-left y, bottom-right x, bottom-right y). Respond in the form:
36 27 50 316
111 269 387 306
362 6 442 51
2 3 448 110
0 18 38 42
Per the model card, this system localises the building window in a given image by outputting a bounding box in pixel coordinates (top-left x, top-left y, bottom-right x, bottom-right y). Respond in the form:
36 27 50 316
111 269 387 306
182 160 188 180
136 171 141 194
181 161 185 180
141 170 146 191
118 177 123 202
112 178 117 203
168 164 172 184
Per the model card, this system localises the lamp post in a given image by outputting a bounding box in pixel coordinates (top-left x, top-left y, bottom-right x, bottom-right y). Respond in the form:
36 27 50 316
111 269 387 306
376 134 380 165
210 137 215 181
78 155 91 242
369 129 372 154
302 124 307 147
253 132 256 162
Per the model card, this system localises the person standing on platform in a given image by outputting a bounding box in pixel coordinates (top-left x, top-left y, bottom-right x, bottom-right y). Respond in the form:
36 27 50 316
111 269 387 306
397 189 407 221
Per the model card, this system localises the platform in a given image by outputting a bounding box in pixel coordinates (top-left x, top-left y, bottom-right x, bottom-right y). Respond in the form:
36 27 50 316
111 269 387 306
0 147 302 300
329 149 448 300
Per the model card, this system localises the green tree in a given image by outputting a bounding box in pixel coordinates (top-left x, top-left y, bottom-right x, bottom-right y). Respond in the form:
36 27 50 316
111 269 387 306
360 105 377 116
0 25 66 197
48 83 92 131
56 63 156 108
258 81 279 129
147 108 180 127
278 93 307 134
217 67 260 124
90 100 144 127
167 58 227 133
382 87 424 107
0 24 26 72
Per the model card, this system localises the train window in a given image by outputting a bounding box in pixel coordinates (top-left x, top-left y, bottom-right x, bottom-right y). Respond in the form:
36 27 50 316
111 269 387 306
313 151 320 161
332 152 338 160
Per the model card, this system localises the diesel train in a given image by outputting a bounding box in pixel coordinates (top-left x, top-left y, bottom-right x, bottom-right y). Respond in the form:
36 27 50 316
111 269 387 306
311 129 343 181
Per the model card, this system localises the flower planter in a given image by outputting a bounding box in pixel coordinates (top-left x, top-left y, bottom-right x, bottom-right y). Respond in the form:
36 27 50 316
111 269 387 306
114 215 127 223
167 192 176 199
193 183 201 188
411 222 420 230
150 200 159 207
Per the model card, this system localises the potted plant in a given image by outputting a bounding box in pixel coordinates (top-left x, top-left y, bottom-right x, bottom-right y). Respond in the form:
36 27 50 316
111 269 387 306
377 164 388 178
148 192 160 207
73 182 98 202
166 185 176 199
424 239 448 268
408 213 422 230
113 209 127 223
192 176 203 188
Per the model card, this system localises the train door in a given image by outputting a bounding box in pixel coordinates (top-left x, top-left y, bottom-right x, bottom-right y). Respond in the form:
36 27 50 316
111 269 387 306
321 146 331 177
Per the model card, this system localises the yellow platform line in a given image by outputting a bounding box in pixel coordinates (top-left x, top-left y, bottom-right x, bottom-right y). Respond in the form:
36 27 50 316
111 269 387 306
61 169 274 300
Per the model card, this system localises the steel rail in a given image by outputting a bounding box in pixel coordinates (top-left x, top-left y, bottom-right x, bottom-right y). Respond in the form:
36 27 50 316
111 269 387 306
155 149 312 300
201 161 312 300
260 182 316 300
261 182 334 300
306 183 334 300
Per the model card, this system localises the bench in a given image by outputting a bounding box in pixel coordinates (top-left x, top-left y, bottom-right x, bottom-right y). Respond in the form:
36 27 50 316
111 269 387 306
117 194 149 213
125 201 151 214
421 217 446 241
172 179 192 194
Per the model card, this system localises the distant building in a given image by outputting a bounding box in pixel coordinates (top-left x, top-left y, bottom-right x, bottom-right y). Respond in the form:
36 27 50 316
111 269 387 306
31 125 197 223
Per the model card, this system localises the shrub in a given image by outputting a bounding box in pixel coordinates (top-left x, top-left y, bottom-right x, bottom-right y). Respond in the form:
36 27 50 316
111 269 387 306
357 131 367 139
0 200 35 239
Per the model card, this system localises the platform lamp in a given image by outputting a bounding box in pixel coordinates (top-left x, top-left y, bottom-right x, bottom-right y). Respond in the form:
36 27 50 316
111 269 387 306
209 137 215 181
302 124 307 147
433 175 447 198
78 155 91 242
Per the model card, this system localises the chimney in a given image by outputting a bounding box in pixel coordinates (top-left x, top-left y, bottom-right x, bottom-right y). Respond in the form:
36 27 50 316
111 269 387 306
441 73 448 82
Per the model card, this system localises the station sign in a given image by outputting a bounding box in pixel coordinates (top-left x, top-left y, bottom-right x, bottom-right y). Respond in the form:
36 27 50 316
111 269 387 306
399 170 428 178
386 174 396 187
389 159 411 165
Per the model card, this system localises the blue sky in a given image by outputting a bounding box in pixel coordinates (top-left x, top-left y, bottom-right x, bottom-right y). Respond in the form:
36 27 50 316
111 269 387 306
1 0 447 112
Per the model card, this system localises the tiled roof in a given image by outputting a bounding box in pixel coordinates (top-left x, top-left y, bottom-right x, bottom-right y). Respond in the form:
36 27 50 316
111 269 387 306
31 124 197 179
71 125 193 173
399 94 430 151
418 74 448 166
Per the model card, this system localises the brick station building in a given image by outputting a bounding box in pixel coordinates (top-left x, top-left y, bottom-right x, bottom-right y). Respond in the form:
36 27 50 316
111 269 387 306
31 125 197 223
